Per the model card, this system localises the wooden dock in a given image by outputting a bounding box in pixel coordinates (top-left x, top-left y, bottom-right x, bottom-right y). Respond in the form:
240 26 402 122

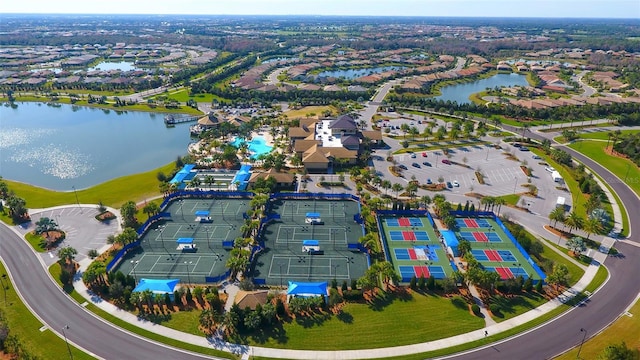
164 114 199 125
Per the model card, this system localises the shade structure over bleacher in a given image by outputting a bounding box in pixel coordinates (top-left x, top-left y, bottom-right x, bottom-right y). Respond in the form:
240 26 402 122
194 210 210 217
169 164 196 190
302 240 319 246
286 281 328 298
176 238 194 244
305 212 321 218
133 278 180 299
441 230 460 256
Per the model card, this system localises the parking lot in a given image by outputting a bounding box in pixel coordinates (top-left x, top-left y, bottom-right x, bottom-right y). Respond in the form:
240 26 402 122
372 139 571 216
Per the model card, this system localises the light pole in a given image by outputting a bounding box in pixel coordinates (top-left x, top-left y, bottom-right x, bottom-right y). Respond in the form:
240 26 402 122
71 186 81 213
332 264 339 277
576 328 587 359
278 263 284 288
130 260 139 284
184 261 193 286
513 177 518 194
205 226 211 249
1 274 7 305
62 325 74 360
486 147 490 161
624 163 631 182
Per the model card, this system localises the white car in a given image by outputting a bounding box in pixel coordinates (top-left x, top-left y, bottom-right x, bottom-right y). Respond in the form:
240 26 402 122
545 166 556 173
452 180 460 187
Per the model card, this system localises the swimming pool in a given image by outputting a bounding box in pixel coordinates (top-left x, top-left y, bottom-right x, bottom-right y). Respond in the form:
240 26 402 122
231 136 273 159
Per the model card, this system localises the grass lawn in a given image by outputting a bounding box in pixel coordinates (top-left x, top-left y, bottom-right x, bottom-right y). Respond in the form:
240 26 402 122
578 129 640 141
568 140 640 197
152 88 228 104
495 193 521 206
539 239 585 286
555 298 640 360
24 232 47 253
243 291 484 350
283 106 337 119
4 162 175 209
489 292 547 323
0 263 92 360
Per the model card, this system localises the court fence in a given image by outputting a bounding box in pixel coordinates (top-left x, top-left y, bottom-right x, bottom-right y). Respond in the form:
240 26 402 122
376 210 435 227
449 211 546 282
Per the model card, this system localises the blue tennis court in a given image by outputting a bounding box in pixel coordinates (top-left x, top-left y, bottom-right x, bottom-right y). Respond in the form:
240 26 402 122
471 249 488 261
389 231 404 241
386 218 400 227
486 233 501 242
497 250 517 262
398 265 447 281
476 219 491 227
414 231 429 241
394 247 439 261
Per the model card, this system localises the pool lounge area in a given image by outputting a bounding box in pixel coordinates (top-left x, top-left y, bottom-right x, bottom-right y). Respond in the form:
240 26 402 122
231 136 273 159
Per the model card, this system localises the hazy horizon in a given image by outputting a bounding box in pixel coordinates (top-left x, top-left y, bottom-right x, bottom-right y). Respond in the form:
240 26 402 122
3 0 639 19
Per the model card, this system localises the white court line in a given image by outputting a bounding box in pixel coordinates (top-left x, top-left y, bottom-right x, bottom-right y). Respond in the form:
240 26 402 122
148 255 163 272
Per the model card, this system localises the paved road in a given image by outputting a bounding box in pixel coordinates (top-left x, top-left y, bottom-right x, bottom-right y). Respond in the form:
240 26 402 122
446 122 640 360
0 225 220 360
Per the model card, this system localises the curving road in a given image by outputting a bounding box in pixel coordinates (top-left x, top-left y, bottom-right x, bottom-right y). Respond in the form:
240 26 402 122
445 124 640 359
0 225 219 360
1 119 637 360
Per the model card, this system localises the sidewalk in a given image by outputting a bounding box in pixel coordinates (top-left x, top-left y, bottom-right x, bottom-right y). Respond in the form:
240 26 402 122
71 252 604 360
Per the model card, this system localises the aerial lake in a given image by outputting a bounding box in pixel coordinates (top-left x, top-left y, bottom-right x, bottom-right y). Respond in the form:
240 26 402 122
0 102 192 190
316 66 406 80
434 73 529 104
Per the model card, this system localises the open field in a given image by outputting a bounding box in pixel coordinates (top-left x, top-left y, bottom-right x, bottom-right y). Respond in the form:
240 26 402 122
245 291 484 350
577 129 640 141
4 162 175 209
283 105 337 119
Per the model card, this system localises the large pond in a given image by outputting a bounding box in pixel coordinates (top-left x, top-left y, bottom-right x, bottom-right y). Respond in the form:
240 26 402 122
0 102 191 190
434 73 529 104
87 61 139 72
316 66 406 80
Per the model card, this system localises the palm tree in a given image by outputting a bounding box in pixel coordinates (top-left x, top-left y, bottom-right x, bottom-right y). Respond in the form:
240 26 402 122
564 211 584 234
420 195 432 209
57 246 78 266
381 180 391 196
583 217 602 240
391 183 404 199
548 207 566 228
494 197 506 216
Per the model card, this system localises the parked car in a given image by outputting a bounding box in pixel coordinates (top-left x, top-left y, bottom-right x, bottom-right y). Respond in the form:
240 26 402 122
426 178 432 184
513 143 522 148
452 180 460 187
399 164 408 170
410 153 417 158
442 159 451 164
519 146 530 151
412 162 420 168
422 161 431 167
532 155 542 160
422 152 428 157
446 181 453 188
545 166 556 173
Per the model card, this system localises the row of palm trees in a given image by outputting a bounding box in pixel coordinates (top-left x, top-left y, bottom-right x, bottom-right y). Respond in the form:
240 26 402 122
479 196 507 216
548 207 602 240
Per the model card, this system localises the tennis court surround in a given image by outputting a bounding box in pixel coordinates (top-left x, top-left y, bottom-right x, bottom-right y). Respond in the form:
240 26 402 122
453 213 546 283
252 198 369 285
113 197 251 284
378 211 456 282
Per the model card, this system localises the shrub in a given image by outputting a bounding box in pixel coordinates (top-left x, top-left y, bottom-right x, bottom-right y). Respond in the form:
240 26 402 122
489 303 502 315
409 276 417 290
471 304 481 316
343 289 364 301
88 249 99 259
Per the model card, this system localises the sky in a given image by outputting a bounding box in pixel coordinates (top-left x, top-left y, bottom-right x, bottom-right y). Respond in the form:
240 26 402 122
2 0 639 18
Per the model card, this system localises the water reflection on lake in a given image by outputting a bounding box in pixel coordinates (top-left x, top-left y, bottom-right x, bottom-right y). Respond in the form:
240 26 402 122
0 102 191 190
434 73 528 104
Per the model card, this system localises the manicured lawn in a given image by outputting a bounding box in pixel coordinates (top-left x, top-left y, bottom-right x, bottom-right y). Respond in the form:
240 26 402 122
283 106 337 119
578 129 639 141
568 140 640 197
244 291 484 350
153 88 228 104
0 263 92 360
556 298 640 360
159 309 202 336
4 163 175 209
495 193 521 206
489 292 547 323
24 232 47 252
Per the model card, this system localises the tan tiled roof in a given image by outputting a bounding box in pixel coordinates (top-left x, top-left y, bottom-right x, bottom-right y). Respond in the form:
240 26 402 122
234 290 268 310
249 169 295 184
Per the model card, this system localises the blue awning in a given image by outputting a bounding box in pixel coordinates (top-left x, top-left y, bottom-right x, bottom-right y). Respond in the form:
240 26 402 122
305 212 320 218
194 210 209 217
287 281 328 297
302 240 319 246
176 238 194 244
441 230 459 256
133 278 180 294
